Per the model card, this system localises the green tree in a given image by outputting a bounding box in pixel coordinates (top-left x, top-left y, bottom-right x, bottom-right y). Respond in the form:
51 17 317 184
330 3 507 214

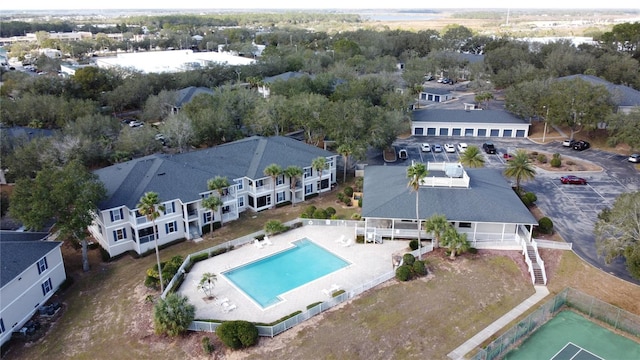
208 176 231 197
606 108 640 151
199 272 217 299
336 143 353 183
201 195 223 235
263 163 283 208
311 156 327 191
504 150 536 191
137 192 166 292
8 160 106 272
424 214 450 249
595 191 640 279
458 145 485 168
441 226 470 260
216 320 259 349
153 293 195 337
407 163 428 252
284 165 303 207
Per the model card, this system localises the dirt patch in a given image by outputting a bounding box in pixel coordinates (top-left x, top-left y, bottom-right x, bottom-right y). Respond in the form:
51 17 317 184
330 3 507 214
523 149 602 172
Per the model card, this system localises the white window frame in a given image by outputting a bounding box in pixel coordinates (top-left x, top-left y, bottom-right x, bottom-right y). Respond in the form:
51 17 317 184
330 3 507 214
276 174 285 185
277 191 286 202
37 257 48 274
110 208 123 222
303 168 312 178
115 228 126 241
238 196 245 207
305 184 313 194
164 201 175 214
165 221 177 234
41 278 53 296
236 180 243 190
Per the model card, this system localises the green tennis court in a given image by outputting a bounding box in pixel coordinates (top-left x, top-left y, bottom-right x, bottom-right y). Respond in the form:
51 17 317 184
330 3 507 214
504 310 640 360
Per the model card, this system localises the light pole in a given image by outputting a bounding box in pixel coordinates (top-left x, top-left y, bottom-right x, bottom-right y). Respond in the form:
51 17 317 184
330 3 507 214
542 106 549 143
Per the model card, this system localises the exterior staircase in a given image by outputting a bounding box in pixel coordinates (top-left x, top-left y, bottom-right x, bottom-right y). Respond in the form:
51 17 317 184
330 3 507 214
524 243 547 285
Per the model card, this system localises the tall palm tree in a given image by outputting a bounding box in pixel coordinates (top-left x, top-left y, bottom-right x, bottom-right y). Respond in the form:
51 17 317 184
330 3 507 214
137 191 166 292
504 149 536 191
201 195 223 235
424 213 450 249
459 145 485 168
206 176 230 226
336 143 353 183
284 165 303 207
311 157 327 192
263 163 283 209
442 226 470 260
407 163 428 253
199 272 217 299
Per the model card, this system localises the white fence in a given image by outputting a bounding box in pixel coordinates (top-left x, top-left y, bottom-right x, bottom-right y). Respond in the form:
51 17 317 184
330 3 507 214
533 239 573 250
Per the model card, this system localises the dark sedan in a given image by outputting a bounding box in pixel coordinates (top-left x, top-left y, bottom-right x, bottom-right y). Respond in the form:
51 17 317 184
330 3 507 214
560 175 587 185
572 140 590 151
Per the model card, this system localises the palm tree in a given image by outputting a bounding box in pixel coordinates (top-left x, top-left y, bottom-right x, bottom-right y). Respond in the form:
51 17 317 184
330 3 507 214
407 163 428 253
201 195 223 235
459 145 485 168
424 214 450 249
137 191 166 292
336 143 353 183
441 226 470 260
207 176 230 197
504 149 536 191
263 163 283 208
311 157 327 192
199 272 217 299
284 165 303 207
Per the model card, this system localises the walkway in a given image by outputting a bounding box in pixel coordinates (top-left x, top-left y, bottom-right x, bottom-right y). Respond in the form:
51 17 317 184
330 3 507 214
447 285 550 359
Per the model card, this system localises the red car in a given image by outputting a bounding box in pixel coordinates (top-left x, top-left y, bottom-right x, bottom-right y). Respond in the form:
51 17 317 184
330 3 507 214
560 175 587 185
503 153 513 161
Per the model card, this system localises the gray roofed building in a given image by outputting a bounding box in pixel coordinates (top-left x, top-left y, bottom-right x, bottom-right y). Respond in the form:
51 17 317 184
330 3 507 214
411 109 530 137
361 165 536 225
262 71 309 84
172 86 214 113
0 233 59 287
558 74 640 113
419 87 454 103
413 109 526 124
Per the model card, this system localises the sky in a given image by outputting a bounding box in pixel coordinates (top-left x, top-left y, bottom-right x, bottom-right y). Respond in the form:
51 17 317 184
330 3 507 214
1 1 639 11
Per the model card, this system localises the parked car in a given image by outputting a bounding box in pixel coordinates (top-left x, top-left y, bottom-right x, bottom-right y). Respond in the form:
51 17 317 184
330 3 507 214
628 154 640 163
457 143 468 153
560 175 587 185
398 149 408 160
424 75 435 81
562 139 576 147
444 143 456 153
129 120 144 128
503 153 514 161
433 144 443 153
572 140 590 151
482 142 496 154
420 143 431 152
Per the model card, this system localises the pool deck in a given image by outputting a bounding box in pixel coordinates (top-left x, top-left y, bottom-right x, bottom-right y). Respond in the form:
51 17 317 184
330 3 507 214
177 225 409 324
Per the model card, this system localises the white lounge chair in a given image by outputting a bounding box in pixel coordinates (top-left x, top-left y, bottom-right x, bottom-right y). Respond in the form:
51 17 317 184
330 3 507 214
335 235 346 244
215 297 229 306
342 238 353 247
330 284 341 292
254 239 263 249
263 236 273 246
223 303 237 313
322 288 332 297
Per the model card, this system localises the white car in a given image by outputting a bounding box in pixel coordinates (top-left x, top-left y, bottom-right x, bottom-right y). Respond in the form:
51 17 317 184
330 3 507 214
129 120 144 128
444 144 456 153
562 139 575 147
420 143 431 152
457 143 468 153
629 154 640 163
432 144 443 153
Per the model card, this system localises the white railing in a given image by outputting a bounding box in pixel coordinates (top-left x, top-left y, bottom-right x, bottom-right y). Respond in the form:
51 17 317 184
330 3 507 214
531 240 547 285
522 240 536 284
533 239 573 250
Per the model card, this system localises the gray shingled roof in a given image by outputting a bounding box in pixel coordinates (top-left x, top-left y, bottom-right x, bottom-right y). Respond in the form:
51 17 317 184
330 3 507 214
421 87 452 95
361 165 537 225
412 109 529 124
174 86 214 109
263 71 310 84
94 136 333 210
559 74 640 108
1 232 60 288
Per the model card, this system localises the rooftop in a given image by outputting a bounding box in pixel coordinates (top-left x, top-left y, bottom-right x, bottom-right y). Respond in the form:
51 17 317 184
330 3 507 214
412 109 529 124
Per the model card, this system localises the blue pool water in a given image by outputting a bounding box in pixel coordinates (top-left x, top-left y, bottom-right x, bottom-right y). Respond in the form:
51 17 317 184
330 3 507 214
223 238 350 308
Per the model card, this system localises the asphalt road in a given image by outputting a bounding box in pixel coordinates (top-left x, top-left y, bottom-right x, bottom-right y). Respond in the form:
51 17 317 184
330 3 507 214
369 136 640 285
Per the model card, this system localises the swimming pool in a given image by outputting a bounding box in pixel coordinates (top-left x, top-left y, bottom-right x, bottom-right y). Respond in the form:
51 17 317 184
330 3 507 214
223 238 350 308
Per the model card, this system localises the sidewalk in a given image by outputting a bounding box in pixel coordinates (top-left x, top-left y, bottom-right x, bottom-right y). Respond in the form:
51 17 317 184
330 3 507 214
447 285 550 360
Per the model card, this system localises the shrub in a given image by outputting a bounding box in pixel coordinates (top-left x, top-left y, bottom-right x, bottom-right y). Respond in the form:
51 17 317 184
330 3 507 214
325 207 336 216
265 220 288 235
354 177 363 192
413 260 427 275
531 151 539 156
153 293 195 337
351 213 361 220
344 186 354 197
553 153 561 159
538 217 554 234
303 205 316 218
403 253 416 266
202 337 214 355
521 192 537 206
395 264 412 281
468 247 478 254
537 154 547 163
312 208 328 219
191 252 209 263
337 192 346 203
409 239 419 250
358 198 362 208
550 157 561 167
216 321 259 349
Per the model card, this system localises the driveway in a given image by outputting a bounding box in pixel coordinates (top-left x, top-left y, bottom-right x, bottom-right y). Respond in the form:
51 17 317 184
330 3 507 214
373 136 640 284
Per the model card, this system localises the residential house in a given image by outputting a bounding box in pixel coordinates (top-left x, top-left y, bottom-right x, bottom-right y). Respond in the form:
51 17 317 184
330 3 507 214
558 74 640 115
419 87 454 103
258 71 310 98
411 109 530 138
0 231 66 346
170 86 215 114
359 163 537 247
90 136 337 257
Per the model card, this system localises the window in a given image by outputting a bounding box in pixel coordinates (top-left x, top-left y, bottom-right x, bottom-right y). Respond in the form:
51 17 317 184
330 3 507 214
236 180 243 190
439 128 449 136
238 196 245 207
459 222 472 228
327 159 334 168
415 127 424 135
304 168 312 178
452 128 461 136
516 129 526 137
255 179 264 187
490 129 500 136
138 226 155 244
113 228 127 242
203 212 212 223
0 318 5 334
164 201 175 214
277 191 286 202
305 184 313 194
477 129 487 137
276 174 285 185
110 208 124 222
222 205 230 214
165 221 177 234
41 278 53 296
98 224 102 235
37 257 48 274
503 129 513 137
465 128 474 136
426 128 436 135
